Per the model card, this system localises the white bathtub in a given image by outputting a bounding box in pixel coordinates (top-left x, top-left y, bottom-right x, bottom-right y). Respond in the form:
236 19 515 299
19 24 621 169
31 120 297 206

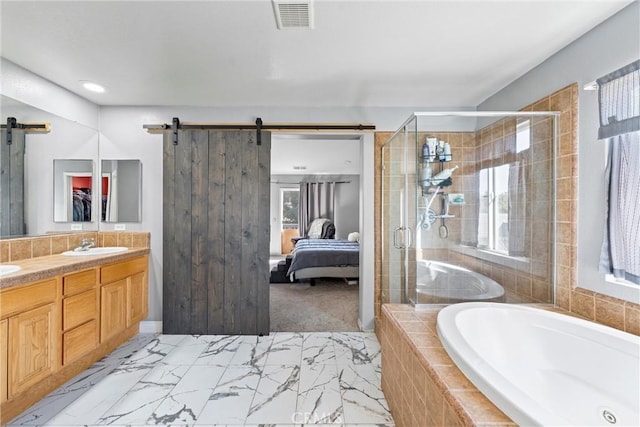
437 303 640 426
416 260 505 304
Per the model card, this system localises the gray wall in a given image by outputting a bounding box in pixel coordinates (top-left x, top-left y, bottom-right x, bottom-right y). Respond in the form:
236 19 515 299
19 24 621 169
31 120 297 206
478 2 640 303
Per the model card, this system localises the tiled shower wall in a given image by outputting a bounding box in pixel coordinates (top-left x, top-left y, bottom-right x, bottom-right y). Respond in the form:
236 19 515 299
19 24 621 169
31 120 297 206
375 83 640 335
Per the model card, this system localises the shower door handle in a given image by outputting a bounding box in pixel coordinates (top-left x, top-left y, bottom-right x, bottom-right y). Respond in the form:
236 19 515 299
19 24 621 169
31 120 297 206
393 226 403 249
393 226 412 249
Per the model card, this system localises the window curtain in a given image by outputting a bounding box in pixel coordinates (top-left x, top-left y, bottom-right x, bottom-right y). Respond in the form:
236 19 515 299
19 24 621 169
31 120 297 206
508 159 528 257
598 59 640 285
298 181 335 237
461 171 479 247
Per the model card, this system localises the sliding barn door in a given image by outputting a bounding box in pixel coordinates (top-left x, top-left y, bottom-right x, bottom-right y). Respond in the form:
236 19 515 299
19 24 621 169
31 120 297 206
163 130 270 335
0 127 25 237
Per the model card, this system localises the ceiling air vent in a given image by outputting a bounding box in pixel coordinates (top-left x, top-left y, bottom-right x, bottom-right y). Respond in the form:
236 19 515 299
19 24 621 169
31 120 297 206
272 0 313 29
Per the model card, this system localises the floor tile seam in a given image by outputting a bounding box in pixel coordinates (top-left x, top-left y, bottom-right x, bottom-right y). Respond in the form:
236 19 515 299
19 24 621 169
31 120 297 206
98 364 190 426
31 363 128 426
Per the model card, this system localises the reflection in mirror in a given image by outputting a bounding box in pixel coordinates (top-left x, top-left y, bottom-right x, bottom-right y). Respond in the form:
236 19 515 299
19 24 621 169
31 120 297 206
1 95 99 236
0 123 26 237
101 160 142 222
53 159 94 222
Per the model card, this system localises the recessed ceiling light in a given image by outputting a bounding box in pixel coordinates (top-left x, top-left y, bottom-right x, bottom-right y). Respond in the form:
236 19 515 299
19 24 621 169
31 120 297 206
80 80 106 93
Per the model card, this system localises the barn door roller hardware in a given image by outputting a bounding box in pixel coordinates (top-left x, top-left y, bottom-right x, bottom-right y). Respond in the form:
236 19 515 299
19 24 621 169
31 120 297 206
2 117 51 145
143 117 376 146
172 117 180 146
256 117 263 146
6 117 16 145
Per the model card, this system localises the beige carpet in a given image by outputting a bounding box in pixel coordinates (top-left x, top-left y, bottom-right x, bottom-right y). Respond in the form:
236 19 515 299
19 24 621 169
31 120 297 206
269 279 359 332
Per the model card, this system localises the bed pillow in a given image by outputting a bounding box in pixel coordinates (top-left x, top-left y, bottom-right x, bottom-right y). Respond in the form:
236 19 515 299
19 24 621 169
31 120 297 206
308 218 330 238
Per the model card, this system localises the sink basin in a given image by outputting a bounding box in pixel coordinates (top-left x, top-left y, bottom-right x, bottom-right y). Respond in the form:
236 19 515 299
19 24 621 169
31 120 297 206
0 265 21 276
62 246 128 256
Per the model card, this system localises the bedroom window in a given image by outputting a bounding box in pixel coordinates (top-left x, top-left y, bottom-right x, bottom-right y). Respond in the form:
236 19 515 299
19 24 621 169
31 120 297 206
281 188 300 231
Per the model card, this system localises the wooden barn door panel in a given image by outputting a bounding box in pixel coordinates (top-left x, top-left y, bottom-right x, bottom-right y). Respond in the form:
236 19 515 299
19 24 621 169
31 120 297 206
163 129 270 335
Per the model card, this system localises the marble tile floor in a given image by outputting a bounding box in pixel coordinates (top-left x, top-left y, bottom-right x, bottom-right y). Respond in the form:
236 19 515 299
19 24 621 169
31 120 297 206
9 332 394 427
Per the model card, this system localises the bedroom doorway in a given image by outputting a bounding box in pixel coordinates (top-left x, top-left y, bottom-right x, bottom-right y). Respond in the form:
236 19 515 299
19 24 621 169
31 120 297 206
269 132 375 332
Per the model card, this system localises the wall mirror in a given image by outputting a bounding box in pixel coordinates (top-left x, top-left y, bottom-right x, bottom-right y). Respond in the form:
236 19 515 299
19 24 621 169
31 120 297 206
53 159 94 222
101 159 142 222
1 95 99 235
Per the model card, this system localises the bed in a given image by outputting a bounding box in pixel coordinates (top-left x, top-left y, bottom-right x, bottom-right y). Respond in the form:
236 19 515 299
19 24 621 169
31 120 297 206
286 239 359 282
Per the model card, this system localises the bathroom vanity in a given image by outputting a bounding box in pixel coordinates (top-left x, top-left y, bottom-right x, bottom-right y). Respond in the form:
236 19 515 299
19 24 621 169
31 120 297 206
0 247 149 424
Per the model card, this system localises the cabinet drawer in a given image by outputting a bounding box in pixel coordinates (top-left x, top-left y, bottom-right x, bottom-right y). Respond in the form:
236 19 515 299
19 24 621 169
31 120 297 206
63 289 97 331
63 320 98 365
0 279 57 320
63 269 97 296
101 256 147 285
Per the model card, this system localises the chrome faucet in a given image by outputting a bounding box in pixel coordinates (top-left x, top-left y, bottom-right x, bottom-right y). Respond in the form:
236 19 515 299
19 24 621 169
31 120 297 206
74 238 95 252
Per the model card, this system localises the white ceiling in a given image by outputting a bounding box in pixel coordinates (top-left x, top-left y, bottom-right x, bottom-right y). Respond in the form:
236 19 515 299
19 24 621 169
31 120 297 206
0 0 632 108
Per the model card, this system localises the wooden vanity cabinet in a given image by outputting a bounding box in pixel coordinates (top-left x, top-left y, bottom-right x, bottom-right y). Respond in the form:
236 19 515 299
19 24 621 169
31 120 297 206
62 269 99 365
0 319 7 403
100 256 148 342
0 279 59 400
0 252 149 425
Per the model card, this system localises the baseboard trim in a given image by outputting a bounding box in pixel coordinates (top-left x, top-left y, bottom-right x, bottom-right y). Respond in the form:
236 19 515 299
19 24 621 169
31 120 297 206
140 320 162 333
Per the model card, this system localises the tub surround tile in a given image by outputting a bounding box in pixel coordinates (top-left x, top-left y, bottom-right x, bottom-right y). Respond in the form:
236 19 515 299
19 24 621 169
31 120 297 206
595 295 626 331
570 290 595 319
450 391 518 426
381 304 514 426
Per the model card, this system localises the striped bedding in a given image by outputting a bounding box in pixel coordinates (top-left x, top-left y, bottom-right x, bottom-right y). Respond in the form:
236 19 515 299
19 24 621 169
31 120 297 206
287 239 359 277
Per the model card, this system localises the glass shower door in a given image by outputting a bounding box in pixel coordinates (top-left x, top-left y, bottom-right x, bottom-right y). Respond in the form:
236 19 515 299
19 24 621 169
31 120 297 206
381 123 415 304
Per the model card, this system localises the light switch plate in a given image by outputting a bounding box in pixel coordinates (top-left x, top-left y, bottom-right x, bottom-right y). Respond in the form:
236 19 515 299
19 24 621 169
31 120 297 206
71 224 82 230
114 224 126 231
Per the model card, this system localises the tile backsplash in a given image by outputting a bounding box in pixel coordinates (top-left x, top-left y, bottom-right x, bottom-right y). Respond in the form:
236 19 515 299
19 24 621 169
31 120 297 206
0 231 150 263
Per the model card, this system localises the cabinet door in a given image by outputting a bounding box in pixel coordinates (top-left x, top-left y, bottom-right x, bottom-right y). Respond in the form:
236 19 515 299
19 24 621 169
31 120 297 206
127 272 147 328
8 304 56 398
100 280 126 343
1 319 7 403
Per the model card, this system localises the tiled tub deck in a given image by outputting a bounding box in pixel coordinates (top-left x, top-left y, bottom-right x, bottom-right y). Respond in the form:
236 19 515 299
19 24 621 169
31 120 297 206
378 304 516 427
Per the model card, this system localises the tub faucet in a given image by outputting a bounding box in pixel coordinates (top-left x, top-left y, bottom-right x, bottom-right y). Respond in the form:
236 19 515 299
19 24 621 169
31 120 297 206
74 238 95 252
